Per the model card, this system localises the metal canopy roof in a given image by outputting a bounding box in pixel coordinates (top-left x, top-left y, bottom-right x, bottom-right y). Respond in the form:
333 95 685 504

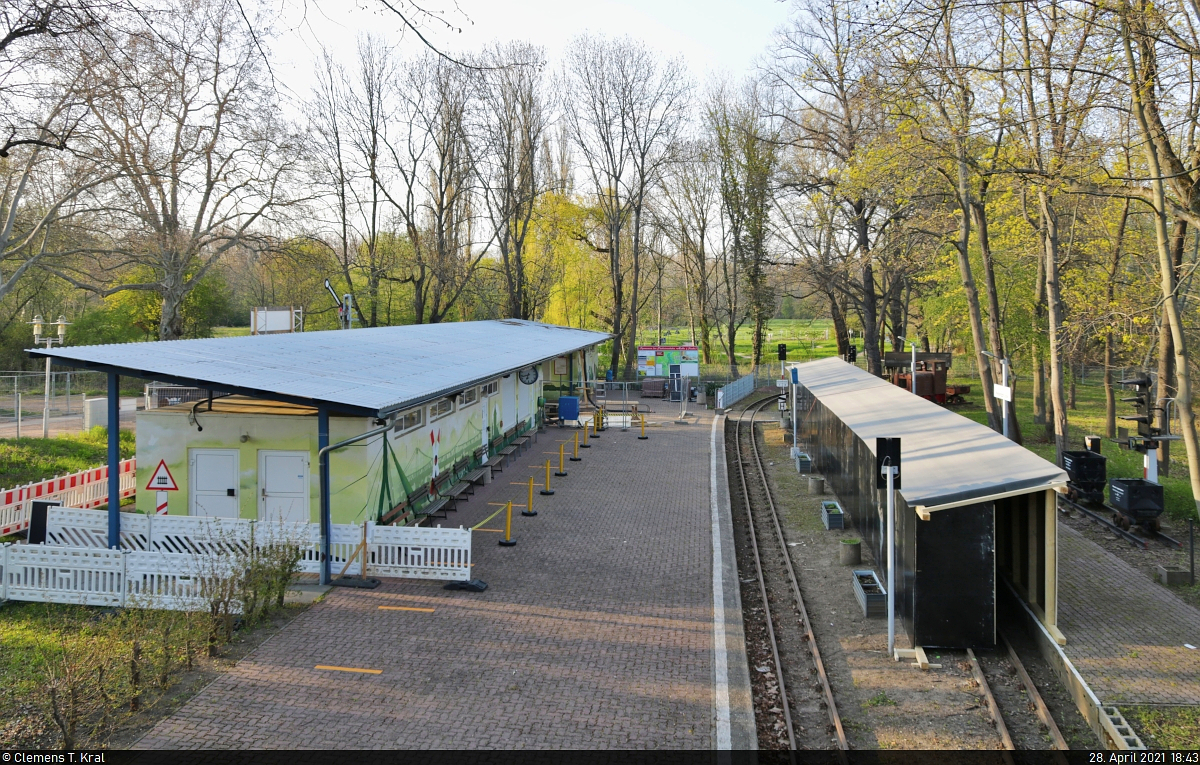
31 320 610 417
792 357 1067 510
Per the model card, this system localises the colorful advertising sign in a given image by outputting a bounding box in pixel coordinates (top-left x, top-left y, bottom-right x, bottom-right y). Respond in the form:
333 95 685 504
637 346 699 377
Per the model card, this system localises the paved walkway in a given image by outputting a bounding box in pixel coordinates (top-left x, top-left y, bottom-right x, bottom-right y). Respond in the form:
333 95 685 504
137 411 735 749
1058 523 1200 705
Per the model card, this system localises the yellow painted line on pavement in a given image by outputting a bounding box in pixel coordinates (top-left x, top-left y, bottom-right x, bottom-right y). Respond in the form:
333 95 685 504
378 606 435 613
315 665 382 674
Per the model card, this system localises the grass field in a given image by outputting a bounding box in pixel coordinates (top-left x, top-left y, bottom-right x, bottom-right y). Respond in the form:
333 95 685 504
0 428 135 490
632 318 843 375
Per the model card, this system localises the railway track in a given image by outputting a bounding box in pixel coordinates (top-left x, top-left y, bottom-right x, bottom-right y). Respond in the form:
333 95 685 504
1058 495 1182 549
730 397 847 756
969 633 1073 755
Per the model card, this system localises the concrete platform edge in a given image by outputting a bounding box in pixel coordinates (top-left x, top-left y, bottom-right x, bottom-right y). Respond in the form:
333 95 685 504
711 413 757 750
1004 578 1143 750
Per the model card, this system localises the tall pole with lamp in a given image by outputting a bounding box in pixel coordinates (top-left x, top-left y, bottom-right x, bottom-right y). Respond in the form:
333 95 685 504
31 315 68 438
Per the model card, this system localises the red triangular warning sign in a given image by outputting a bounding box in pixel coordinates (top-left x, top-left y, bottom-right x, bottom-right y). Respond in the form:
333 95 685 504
146 459 179 491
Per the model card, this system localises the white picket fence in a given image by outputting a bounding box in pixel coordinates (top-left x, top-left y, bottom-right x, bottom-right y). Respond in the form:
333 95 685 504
0 458 137 536
0 507 473 611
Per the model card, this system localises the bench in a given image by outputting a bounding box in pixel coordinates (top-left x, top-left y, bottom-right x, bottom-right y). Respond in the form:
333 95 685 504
381 494 416 526
443 458 476 501
463 447 491 484
423 476 453 519
493 445 518 471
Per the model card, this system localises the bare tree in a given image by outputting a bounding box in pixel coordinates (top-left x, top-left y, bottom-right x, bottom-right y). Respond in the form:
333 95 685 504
474 41 553 320
564 34 690 378
1004 0 1109 462
380 52 486 324
661 139 718 362
766 0 890 376
707 79 778 372
53 0 300 340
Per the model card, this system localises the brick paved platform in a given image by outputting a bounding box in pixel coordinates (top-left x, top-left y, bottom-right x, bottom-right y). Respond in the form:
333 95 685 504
136 410 744 749
1057 523 1200 706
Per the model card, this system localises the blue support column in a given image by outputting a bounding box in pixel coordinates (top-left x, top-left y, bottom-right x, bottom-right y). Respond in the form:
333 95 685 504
107 373 120 549
318 407 331 584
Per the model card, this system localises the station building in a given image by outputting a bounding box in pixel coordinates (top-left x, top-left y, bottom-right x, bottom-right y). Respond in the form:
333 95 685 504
792 357 1069 649
34 320 607 529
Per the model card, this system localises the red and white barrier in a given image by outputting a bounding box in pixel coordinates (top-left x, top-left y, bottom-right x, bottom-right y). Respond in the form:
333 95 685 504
0 459 136 536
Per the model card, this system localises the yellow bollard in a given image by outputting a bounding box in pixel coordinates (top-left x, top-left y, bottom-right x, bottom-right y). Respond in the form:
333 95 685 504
555 443 568 476
638 412 648 440
591 410 601 438
542 459 556 495
523 476 537 516
580 422 591 448
570 431 582 461
499 500 516 546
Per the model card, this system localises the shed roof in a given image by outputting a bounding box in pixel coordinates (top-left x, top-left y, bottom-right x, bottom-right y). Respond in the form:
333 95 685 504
792 357 1066 510
32 320 609 417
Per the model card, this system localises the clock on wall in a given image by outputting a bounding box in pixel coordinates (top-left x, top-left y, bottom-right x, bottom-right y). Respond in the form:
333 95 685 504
518 366 539 385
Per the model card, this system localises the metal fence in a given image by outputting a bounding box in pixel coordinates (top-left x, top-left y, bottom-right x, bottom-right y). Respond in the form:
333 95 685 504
0 370 110 420
715 374 757 409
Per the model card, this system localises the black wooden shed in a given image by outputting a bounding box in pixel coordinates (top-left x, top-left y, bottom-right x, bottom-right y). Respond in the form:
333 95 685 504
792 358 1068 649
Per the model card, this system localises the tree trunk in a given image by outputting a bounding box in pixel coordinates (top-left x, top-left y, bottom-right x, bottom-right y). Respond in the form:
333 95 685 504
609 215 624 379
1039 191 1070 464
861 260 881 376
1104 199 1129 438
622 205 642 381
1105 336 1116 439
955 158 1001 430
853 200 883 377
1124 7 1200 518
827 287 849 357
1032 252 1050 436
726 318 739 378
160 283 187 341
1155 220 1186 474
1068 360 1077 410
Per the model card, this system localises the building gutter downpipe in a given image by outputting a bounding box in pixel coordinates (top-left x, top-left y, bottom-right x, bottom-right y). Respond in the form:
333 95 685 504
317 416 390 584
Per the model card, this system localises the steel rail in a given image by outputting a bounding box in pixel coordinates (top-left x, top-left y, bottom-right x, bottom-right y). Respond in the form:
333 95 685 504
999 632 1070 752
1058 495 1148 548
972 639 1071 760
733 397 798 750
736 397 848 758
743 399 849 757
1060 494 1182 549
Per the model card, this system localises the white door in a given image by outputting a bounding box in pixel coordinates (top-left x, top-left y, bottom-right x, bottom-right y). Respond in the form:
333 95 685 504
189 449 240 518
258 450 310 523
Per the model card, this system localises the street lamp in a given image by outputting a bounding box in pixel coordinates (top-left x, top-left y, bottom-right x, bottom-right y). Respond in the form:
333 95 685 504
31 314 69 438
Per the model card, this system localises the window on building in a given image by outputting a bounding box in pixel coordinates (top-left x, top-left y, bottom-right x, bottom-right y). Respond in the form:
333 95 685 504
393 408 423 433
481 380 499 396
429 397 454 420
460 387 479 407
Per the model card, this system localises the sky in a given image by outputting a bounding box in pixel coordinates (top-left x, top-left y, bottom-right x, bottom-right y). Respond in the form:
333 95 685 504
271 0 794 103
